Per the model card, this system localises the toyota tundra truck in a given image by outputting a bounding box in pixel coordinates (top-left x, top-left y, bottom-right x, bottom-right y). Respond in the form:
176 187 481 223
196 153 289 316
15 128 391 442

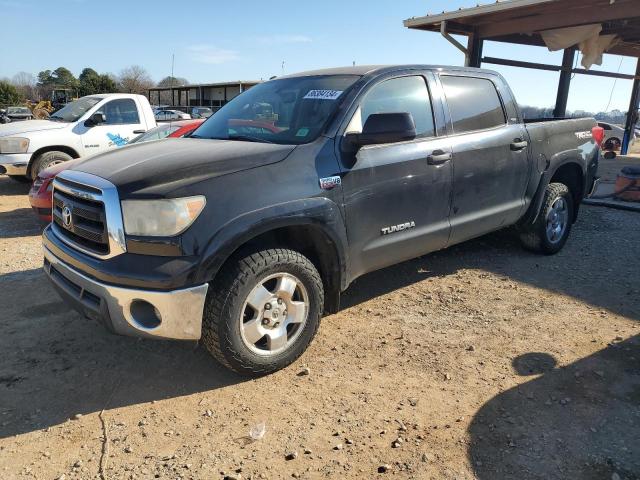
42 65 600 375
0 93 156 181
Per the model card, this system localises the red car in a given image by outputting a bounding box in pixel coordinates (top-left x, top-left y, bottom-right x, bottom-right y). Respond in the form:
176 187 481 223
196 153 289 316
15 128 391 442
29 120 204 222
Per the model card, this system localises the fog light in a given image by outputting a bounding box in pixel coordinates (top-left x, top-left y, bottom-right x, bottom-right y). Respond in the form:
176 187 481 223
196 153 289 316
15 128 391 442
129 300 162 329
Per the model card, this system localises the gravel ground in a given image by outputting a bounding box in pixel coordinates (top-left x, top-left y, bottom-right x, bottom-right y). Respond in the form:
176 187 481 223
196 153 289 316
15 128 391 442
0 176 638 480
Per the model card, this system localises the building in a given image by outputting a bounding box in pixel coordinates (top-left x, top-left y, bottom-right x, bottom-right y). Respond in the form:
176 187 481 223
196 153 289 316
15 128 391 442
147 81 261 112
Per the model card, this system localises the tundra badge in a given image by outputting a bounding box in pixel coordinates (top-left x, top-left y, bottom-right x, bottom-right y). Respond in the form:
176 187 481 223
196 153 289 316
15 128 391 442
381 221 416 236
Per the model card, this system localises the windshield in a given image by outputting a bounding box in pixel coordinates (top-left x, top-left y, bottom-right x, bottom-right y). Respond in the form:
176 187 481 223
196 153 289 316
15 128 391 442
50 97 101 122
7 107 30 115
191 75 359 145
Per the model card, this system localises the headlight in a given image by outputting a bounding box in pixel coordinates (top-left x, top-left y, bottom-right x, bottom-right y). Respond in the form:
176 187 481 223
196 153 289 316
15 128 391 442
121 196 206 237
0 137 30 154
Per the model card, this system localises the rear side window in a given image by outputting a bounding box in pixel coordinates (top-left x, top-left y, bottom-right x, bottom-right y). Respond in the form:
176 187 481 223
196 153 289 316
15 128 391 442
349 76 435 138
100 99 140 125
441 76 506 134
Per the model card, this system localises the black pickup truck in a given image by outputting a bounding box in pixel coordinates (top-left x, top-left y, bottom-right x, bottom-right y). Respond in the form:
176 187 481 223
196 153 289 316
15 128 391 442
43 65 600 375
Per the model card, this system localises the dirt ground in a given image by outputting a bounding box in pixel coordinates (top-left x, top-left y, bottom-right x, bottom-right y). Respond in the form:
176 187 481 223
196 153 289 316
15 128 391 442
0 176 638 480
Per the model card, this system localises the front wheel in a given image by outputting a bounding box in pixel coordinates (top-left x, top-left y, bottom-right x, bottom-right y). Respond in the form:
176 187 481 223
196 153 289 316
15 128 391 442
202 248 324 376
31 151 72 178
519 183 574 255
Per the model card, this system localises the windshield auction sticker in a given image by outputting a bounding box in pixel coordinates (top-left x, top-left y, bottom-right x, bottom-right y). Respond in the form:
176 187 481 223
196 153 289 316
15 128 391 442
303 90 343 100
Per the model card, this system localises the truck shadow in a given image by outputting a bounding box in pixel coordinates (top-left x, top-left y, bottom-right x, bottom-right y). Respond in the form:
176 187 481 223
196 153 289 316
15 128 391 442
0 208 44 239
0 269 244 440
0 176 31 195
467 338 640 479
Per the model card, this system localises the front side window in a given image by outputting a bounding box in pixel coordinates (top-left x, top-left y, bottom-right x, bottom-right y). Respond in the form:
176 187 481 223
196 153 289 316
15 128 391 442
99 99 140 125
192 75 359 145
347 76 435 138
441 76 506 134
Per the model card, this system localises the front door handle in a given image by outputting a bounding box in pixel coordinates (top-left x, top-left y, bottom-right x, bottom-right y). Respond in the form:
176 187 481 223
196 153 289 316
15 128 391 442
427 150 452 165
133 129 146 134
511 139 529 151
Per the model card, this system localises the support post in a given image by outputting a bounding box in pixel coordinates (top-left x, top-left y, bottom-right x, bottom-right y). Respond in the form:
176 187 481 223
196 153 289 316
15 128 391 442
622 58 640 155
554 48 576 118
466 34 484 68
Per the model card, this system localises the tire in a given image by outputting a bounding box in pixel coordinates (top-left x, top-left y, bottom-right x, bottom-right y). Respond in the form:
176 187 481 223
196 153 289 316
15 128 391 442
31 151 72 178
519 183 574 255
8 175 31 183
604 137 621 152
202 248 324 376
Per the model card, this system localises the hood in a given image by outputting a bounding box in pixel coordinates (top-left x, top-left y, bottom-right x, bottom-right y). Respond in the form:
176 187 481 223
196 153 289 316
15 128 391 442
0 120 67 137
73 138 297 196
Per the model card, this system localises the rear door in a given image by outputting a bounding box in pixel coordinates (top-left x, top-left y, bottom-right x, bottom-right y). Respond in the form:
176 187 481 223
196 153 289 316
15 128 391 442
79 98 145 155
439 74 529 245
340 73 453 279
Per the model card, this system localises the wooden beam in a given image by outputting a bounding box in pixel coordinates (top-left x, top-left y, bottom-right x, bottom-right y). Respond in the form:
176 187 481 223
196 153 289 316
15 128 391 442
482 56 561 72
478 1 639 38
482 56 640 79
622 58 640 154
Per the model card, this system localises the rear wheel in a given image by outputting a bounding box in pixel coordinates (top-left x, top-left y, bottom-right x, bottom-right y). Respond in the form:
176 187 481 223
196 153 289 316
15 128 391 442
519 182 574 255
31 151 72 178
201 248 324 376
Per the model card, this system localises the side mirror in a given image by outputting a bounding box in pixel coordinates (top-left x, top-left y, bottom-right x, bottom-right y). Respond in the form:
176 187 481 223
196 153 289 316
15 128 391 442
84 112 106 127
343 112 416 152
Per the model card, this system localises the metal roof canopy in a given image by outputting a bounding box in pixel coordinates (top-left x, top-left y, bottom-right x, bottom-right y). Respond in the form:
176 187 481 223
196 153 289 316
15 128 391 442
404 0 640 154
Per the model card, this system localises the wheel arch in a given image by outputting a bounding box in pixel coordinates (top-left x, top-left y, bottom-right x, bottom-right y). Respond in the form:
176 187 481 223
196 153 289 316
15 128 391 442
197 198 349 315
27 145 80 178
521 158 585 226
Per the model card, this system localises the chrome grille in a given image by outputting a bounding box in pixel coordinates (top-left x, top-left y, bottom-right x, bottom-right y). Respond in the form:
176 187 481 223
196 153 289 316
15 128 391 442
53 189 109 254
51 171 127 259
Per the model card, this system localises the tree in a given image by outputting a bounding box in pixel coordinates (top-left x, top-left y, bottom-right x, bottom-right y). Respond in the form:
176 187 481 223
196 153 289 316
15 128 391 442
78 68 101 96
51 67 79 89
37 69 54 87
98 74 118 93
118 65 154 95
157 76 189 87
0 80 23 107
11 72 37 100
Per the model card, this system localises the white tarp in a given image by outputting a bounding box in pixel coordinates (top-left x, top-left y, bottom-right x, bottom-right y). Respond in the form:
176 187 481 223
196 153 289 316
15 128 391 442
540 24 620 70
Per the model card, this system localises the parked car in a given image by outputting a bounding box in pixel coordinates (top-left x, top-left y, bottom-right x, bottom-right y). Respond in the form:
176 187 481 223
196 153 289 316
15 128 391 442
29 119 204 221
155 109 191 121
597 121 637 152
0 93 156 181
43 65 600 376
3 106 33 122
191 107 213 119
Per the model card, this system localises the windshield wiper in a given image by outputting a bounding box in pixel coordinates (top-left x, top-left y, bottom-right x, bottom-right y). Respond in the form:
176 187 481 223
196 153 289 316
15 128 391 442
227 134 274 144
49 115 67 122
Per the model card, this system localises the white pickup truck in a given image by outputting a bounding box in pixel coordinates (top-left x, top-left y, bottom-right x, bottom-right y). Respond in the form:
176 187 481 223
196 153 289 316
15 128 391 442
0 93 156 181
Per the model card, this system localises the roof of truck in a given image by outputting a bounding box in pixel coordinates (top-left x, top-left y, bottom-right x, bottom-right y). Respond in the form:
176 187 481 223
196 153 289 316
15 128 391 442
279 64 499 78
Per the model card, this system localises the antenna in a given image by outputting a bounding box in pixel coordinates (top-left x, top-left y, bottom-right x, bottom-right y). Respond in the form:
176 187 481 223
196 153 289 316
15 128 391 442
282 61 285 75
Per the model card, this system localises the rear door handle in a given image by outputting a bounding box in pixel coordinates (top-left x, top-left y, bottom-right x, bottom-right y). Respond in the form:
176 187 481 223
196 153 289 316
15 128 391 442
133 129 146 134
511 139 529 151
427 150 452 165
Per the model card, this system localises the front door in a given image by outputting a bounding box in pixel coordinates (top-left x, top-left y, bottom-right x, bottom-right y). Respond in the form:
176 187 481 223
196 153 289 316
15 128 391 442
439 74 529 245
78 98 145 156
340 74 453 279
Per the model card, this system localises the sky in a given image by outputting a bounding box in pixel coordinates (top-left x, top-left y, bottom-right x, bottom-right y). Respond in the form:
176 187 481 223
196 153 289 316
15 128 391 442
0 0 636 112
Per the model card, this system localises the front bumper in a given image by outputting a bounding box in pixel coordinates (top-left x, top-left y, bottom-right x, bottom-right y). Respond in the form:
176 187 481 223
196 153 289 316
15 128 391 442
0 153 31 176
43 245 209 340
